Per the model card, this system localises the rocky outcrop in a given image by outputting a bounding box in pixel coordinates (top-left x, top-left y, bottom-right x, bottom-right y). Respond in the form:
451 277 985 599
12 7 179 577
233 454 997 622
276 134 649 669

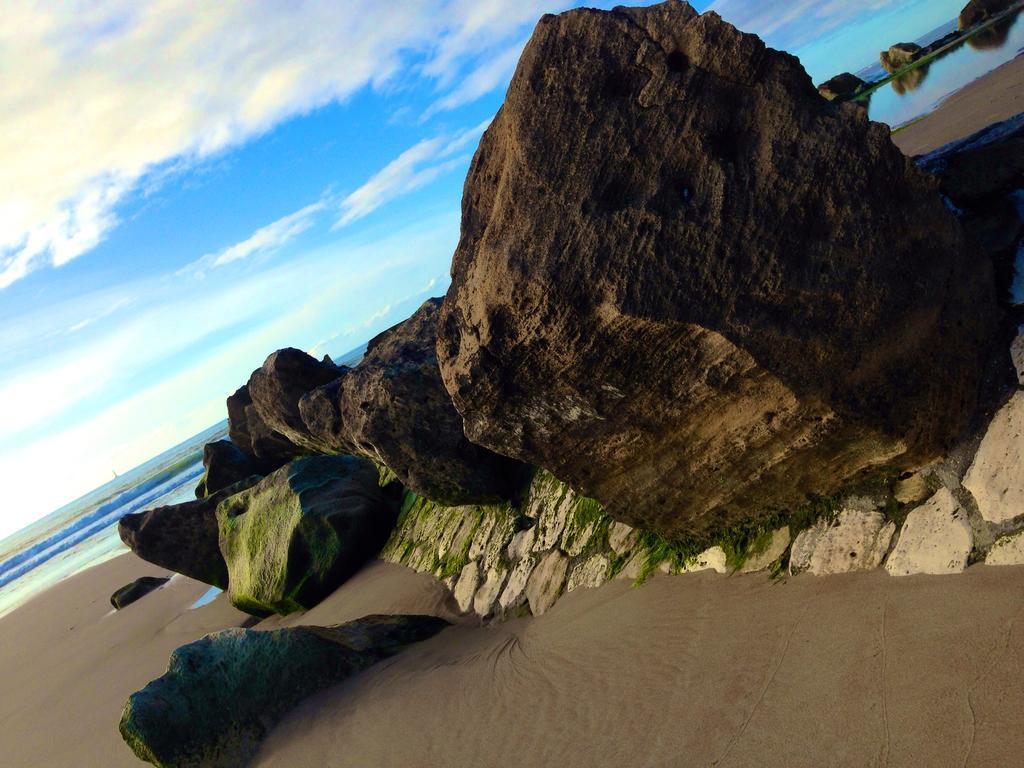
739 527 790 573
217 455 398 616
816 72 865 101
226 384 302 472
110 576 169 610
1012 332 1024 384
300 298 524 505
437 0 998 539
885 488 974 575
194 440 263 499
789 505 895 576
985 530 1024 564
963 391 1023 524
247 348 342 451
959 0 1016 29
119 478 258 589
119 615 448 768
879 42 922 73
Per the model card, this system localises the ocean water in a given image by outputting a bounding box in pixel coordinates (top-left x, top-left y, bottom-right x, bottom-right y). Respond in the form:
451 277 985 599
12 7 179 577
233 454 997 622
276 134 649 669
863 10 1024 128
0 422 227 620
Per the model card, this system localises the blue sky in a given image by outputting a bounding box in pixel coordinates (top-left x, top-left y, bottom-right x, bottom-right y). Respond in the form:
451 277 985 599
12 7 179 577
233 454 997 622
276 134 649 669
0 0 964 540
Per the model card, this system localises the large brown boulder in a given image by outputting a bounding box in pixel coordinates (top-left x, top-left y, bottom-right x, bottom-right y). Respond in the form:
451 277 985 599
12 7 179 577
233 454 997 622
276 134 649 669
960 0 1015 29
816 72 865 101
226 383 302 472
300 298 525 505
119 477 258 588
194 440 263 499
436 1 999 538
247 348 343 451
879 42 922 73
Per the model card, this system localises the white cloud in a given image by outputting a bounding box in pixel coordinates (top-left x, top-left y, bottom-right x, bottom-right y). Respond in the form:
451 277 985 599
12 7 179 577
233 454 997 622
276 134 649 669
336 119 490 227
0 0 559 291
424 40 527 118
185 199 327 277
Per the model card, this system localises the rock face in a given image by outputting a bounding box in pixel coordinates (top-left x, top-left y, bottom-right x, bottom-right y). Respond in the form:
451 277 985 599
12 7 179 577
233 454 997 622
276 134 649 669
217 455 398 616
195 440 263 499
885 488 974 576
740 527 791 573
226 384 302 472
963 391 1024 524
300 298 524 505
960 0 1016 29
110 576 169 610
880 42 922 73
437 0 997 538
120 478 258 588
916 113 1023 283
789 506 895 576
119 615 448 768
986 530 1024 565
247 348 342 451
817 72 864 101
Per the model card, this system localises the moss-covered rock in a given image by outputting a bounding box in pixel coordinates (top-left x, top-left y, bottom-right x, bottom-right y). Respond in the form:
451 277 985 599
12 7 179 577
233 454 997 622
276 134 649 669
119 614 448 768
217 455 398 616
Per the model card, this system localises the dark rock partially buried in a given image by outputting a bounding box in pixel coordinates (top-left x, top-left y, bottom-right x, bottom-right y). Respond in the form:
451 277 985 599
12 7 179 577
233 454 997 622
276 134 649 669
300 298 525 505
217 455 399 616
119 614 448 768
110 576 169 610
437 1 999 538
120 477 258 589
195 440 263 499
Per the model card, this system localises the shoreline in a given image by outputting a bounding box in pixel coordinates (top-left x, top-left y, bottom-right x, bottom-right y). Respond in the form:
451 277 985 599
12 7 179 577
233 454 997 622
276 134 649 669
3 552 1024 767
891 53 1024 155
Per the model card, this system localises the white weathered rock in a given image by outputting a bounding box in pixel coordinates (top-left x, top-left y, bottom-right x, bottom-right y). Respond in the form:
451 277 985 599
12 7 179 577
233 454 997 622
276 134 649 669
1010 330 1023 385
985 530 1024 566
532 485 575 552
560 516 598 557
894 472 930 505
885 488 974 576
498 554 536 612
472 511 516 571
507 526 536 561
615 550 646 581
740 527 791 573
473 566 508 616
608 522 637 555
684 546 728 574
789 509 895 576
963 391 1024 524
567 554 610 592
526 550 569 616
453 561 481 613
467 515 497 562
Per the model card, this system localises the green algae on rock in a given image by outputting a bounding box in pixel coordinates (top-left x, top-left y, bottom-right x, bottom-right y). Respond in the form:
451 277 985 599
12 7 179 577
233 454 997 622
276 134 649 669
119 614 448 768
217 455 398 616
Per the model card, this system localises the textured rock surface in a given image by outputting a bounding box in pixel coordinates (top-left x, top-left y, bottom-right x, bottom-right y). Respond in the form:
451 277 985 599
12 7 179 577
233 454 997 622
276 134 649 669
567 553 611 591
960 0 1016 29
879 42 921 73
437 0 997 538
226 384 302 471
300 298 523 505
217 456 398 616
195 440 263 499
683 546 728 574
817 72 864 101
248 348 342 451
963 391 1024 524
885 488 974 575
789 506 895 576
526 550 569 615
1012 331 1024 384
986 530 1024 565
119 478 257 588
110 576 169 610
119 615 447 768
740 527 791 573
894 472 931 505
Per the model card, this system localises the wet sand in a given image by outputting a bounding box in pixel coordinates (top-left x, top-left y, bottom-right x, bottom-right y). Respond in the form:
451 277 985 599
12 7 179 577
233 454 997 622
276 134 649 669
4 552 1023 767
892 54 1024 156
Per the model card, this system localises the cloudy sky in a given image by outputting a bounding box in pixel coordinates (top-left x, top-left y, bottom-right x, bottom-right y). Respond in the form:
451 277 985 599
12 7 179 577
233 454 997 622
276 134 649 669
0 0 964 540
